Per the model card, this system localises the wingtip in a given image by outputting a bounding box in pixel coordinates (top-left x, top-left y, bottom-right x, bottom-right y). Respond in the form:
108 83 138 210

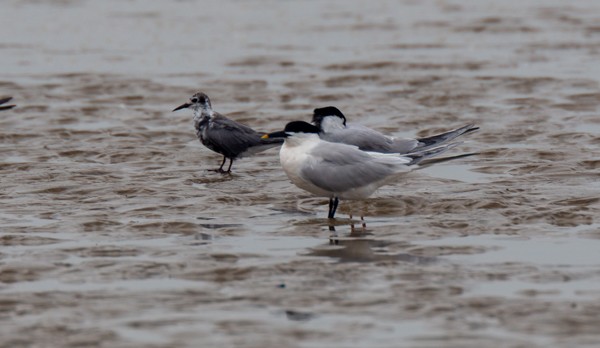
466 124 480 132
407 141 466 165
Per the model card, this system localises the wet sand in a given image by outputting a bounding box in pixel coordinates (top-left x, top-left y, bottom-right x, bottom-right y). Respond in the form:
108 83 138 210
1 0 600 347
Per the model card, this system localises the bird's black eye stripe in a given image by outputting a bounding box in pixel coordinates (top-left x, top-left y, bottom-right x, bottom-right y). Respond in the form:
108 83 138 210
190 97 198 103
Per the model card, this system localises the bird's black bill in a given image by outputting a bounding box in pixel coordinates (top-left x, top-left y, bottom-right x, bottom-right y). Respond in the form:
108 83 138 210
261 131 288 139
172 102 192 112
0 97 15 111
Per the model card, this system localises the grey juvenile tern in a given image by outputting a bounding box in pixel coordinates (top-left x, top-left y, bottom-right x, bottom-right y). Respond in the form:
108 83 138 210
173 92 283 173
262 121 466 219
312 106 478 154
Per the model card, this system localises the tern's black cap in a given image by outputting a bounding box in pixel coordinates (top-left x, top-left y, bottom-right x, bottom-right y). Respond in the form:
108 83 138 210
312 106 346 126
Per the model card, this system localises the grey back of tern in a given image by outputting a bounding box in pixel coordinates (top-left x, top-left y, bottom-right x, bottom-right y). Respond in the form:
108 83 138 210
312 106 478 154
173 92 283 173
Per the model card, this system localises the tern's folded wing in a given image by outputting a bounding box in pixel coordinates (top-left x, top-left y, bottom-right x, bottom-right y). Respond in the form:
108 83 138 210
204 117 265 157
301 142 410 193
322 125 419 154
414 124 478 151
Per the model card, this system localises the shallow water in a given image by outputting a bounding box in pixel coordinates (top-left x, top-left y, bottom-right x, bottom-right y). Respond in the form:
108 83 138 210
1 0 600 347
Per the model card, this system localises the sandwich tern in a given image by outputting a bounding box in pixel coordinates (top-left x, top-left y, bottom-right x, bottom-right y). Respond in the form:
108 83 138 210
173 92 283 173
263 121 466 219
312 106 477 154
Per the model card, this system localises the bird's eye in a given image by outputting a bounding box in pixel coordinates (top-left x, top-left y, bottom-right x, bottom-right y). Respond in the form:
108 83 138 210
190 97 198 103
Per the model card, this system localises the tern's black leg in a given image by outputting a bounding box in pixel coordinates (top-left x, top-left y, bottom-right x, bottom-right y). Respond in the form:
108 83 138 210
328 197 339 219
214 156 227 173
225 158 233 173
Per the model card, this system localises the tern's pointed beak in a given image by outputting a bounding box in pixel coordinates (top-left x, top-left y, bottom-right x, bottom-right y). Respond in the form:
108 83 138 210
261 131 288 139
172 102 192 112
0 96 16 111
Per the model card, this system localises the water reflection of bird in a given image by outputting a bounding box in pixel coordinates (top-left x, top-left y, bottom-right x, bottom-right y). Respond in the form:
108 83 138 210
0 97 16 111
173 92 283 173
312 106 478 154
262 121 464 219
308 238 436 264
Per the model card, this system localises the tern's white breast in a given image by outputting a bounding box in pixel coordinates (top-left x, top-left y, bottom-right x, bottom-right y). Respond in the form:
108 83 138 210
279 135 333 198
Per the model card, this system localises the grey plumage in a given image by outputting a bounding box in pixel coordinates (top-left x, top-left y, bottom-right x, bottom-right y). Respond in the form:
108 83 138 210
413 124 478 151
301 142 410 193
173 92 282 173
405 142 463 165
318 124 420 153
197 113 279 159
312 106 478 154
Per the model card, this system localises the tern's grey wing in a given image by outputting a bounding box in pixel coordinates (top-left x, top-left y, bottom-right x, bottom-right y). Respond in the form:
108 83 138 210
320 125 394 152
205 116 263 157
206 115 281 158
301 142 409 193
387 137 421 154
321 125 419 154
414 124 478 151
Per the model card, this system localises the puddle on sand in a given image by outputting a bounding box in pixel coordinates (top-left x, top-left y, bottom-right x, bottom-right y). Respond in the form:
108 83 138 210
420 162 494 184
1 277 210 294
416 233 600 300
416 233 600 266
